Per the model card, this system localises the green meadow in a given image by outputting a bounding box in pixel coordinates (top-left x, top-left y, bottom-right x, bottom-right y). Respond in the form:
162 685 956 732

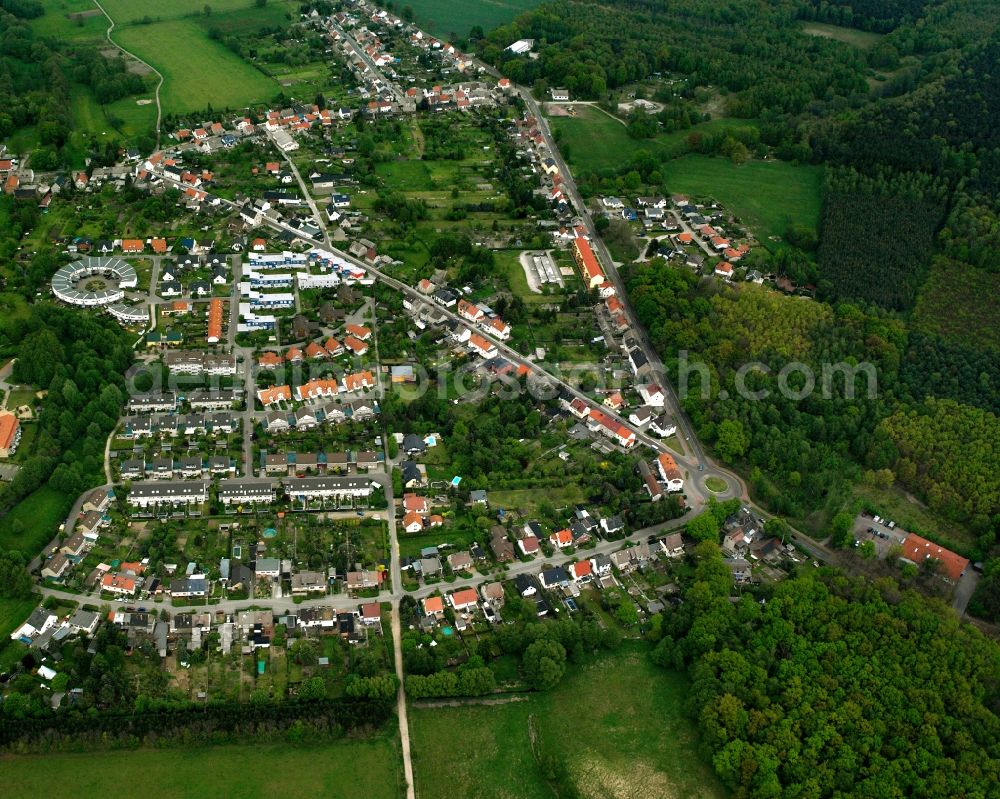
662 154 823 242
409 643 727 799
550 105 754 174
114 20 280 113
0 737 404 799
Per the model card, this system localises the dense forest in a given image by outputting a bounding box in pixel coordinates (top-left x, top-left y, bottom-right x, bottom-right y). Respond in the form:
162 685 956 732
0 305 132 516
653 543 1000 798
623 263 1000 556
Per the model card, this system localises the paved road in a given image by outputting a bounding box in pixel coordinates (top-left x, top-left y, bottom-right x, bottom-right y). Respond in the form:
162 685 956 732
150 172 709 505
327 19 405 104
669 209 718 258
513 87 746 503
37 511 689 612
0 358 15 410
953 569 980 616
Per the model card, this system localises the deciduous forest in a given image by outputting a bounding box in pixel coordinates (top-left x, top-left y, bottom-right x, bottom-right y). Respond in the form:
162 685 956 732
653 544 1000 798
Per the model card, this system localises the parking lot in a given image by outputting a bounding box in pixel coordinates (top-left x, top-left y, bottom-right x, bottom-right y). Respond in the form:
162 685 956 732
852 512 907 558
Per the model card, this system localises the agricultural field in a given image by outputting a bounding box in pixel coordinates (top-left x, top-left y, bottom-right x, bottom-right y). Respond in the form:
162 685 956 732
192 1 298 34
549 106 752 174
409 644 727 799
113 20 281 114
403 0 542 39
662 155 823 243
0 737 404 799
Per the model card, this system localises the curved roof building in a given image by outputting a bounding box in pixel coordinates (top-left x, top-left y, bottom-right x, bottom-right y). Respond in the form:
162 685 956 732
51 257 138 307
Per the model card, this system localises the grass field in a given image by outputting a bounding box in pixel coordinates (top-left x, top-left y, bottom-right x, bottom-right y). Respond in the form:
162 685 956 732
705 476 727 493
403 0 542 38
0 737 403 799
114 20 280 113
799 21 883 49
0 485 70 556
4 388 36 410
662 155 823 242
550 106 757 175
30 0 107 42
912 259 1000 353
0 596 39 642
191 1 297 34
100 0 285 24
490 485 586 515
410 644 727 799
495 249 565 305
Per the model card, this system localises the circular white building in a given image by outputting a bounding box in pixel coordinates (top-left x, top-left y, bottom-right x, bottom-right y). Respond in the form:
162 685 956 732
51 256 138 307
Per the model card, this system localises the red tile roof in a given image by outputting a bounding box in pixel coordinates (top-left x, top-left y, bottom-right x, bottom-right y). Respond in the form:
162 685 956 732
422 596 444 614
451 588 478 608
345 323 371 340
207 297 224 342
0 414 19 450
901 534 969 581
344 335 368 355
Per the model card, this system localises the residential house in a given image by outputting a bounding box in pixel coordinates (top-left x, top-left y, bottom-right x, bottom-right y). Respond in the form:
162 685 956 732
659 533 685 558
569 560 593 583
540 566 569 590
449 588 478 612
490 527 515 562
448 551 473 572
480 581 505 608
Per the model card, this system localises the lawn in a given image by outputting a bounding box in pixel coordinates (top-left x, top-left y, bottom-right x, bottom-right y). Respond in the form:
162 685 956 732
550 106 754 175
190 1 298 34
114 20 280 114
495 249 568 305
662 154 823 243
0 485 70 557
4 387 36 410
799 21 883 49
409 643 727 799
402 0 542 39
0 737 403 799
